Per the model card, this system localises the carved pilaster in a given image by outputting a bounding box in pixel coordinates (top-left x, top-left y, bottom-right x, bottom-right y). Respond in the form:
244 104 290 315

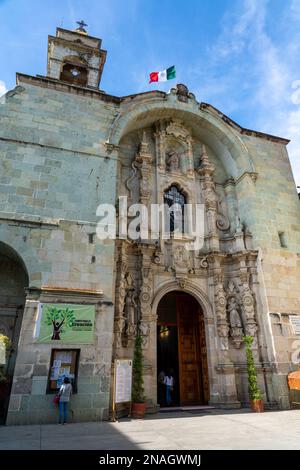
186 137 194 177
214 274 230 351
212 262 240 406
239 262 258 349
154 121 166 171
197 144 219 251
114 243 128 350
136 131 153 206
138 246 154 350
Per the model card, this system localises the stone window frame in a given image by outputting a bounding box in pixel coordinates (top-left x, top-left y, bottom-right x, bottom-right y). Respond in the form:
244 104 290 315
163 184 188 235
46 348 80 394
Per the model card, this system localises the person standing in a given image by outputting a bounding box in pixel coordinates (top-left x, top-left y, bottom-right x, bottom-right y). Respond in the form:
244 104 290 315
163 371 174 406
158 370 165 405
58 377 72 424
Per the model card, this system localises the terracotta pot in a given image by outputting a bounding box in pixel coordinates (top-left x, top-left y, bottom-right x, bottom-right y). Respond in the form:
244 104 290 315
132 402 146 419
250 399 264 412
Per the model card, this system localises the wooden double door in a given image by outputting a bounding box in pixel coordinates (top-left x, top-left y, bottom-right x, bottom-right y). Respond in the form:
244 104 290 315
157 292 210 406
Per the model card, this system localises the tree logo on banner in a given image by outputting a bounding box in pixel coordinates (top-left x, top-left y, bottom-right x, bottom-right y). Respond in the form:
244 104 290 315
46 307 76 340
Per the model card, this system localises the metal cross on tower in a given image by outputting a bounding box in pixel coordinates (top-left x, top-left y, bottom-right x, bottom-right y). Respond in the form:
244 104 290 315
76 20 88 32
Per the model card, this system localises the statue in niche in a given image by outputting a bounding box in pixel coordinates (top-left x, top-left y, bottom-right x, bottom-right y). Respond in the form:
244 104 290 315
123 289 137 325
228 297 244 348
228 297 242 328
166 150 180 172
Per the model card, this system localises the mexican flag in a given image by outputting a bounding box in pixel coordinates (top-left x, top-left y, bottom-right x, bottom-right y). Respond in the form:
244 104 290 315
149 65 176 84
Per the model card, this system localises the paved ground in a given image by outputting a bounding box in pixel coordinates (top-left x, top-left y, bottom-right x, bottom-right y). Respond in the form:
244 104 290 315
0 409 300 450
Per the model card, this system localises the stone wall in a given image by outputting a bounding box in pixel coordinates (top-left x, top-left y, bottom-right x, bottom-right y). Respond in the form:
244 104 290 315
0 80 118 424
237 135 300 407
6 290 114 425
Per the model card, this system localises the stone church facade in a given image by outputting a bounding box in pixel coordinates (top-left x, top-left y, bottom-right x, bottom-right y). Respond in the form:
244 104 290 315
0 25 300 424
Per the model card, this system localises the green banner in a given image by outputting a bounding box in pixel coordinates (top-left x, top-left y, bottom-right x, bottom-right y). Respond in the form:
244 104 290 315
36 303 95 343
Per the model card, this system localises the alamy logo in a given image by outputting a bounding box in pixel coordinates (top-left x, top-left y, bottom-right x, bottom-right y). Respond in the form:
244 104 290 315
96 197 205 251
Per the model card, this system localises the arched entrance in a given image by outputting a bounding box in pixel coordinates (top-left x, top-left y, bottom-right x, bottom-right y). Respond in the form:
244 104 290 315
157 291 209 407
0 242 28 424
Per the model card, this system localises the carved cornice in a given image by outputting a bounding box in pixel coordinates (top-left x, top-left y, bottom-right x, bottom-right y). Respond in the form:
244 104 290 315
104 142 120 154
17 73 121 104
25 286 111 305
224 171 258 188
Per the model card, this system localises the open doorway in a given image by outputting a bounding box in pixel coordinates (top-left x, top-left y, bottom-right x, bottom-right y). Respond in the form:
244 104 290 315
156 291 209 407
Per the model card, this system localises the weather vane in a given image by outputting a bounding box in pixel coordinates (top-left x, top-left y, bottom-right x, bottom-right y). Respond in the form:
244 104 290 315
76 20 88 32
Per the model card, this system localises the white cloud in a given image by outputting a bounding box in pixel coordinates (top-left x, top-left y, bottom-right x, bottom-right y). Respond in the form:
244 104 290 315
200 0 300 185
0 80 7 97
291 0 300 17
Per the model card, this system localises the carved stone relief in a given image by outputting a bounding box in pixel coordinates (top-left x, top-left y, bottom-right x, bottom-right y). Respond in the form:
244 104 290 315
125 131 153 204
123 289 137 338
172 245 190 274
166 150 180 172
226 281 244 348
214 274 230 351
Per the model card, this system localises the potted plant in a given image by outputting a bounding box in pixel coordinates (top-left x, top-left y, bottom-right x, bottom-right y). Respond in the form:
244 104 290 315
131 329 146 418
243 335 264 412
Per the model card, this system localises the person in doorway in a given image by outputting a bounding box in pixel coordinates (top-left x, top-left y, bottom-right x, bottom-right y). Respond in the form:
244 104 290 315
158 370 165 405
164 370 174 406
58 377 72 424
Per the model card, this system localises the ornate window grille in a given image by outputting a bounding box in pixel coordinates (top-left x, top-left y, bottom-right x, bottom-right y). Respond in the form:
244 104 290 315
164 186 186 234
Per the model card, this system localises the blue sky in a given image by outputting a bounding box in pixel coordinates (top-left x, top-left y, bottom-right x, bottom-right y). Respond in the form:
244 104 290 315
1 0 300 184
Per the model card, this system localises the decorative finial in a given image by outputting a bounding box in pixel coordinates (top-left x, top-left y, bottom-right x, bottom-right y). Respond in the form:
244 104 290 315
139 131 149 154
196 144 215 176
75 20 88 34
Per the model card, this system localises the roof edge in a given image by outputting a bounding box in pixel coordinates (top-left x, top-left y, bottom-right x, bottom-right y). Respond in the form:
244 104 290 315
16 73 121 104
200 103 290 145
12 77 291 145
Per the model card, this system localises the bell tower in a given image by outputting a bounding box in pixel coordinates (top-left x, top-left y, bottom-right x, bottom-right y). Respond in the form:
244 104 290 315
46 21 107 89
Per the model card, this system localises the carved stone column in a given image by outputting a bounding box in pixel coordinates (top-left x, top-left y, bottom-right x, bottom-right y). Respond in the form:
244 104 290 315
197 144 220 252
113 242 128 351
136 132 153 206
214 272 230 353
137 244 157 409
186 136 194 178
210 256 240 407
154 122 166 171
239 258 259 358
138 246 154 351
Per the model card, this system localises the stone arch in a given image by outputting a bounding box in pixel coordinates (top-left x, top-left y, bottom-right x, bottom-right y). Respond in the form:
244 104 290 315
0 231 40 286
153 279 215 406
163 181 190 203
0 241 29 281
152 278 213 321
60 55 88 86
0 242 29 424
0 241 29 336
110 98 255 179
